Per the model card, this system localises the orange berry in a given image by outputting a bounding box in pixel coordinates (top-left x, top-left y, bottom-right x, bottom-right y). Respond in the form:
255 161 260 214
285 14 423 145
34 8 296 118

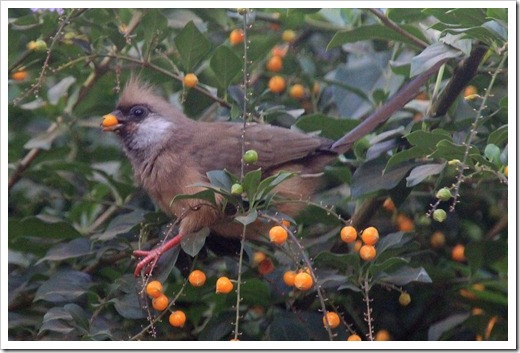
169 310 187 327
290 84 305 100
396 213 415 232
293 272 313 291
152 294 169 311
102 114 119 128
266 55 283 72
353 239 363 253
216 276 234 294
268 75 286 94
361 227 379 245
11 71 28 81
504 165 508 177
415 91 428 101
258 258 275 275
430 231 446 248
347 334 362 341
452 244 466 262
183 73 198 88
383 197 396 212
359 245 376 261
252 251 267 266
271 44 288 58
145 280 163 298
340 226 357 243
472 307 484 316
464 85 478 98
188 270 206 287
472 283 485 292
375 329 391 341
282 29 296 43
399 292 411 306
269 225 288 244
229 28 244 46
312 82 320 96
322 311 340 329
281 219 291 228
283 270 296 286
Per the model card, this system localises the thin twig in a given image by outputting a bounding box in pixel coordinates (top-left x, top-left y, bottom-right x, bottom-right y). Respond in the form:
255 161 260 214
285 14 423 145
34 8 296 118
362 273 374 341
367 8 428 49
233 223 248 340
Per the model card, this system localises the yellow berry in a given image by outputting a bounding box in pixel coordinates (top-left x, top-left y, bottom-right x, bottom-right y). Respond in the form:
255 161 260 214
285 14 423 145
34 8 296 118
145 280 163 298
347 334 362 341
322 311 340 329
399 292 411 306
188 270 206 287
152 294 169 311
293 272 313 291
283 270 296 287
169 310 187 327
282 29 296 43
252 251 267 266
216 276 234 294
359 245 376 261
268 75 286 94
183 73 198 88
289 84 305 100
269 225 288 245
504 165 508 177
340 226 357 243
361 227 379 245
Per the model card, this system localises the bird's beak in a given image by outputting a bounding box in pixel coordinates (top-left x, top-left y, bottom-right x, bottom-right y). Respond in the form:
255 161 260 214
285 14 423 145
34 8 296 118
101 113 122 132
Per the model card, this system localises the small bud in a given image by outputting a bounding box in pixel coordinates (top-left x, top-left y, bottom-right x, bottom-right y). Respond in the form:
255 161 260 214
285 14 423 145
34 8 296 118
231 183 243 195
433 209 447 223
436 187 452 201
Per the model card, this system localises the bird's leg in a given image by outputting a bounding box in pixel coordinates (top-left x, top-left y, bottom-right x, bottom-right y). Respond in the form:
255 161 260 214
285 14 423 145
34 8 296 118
133 233 184 277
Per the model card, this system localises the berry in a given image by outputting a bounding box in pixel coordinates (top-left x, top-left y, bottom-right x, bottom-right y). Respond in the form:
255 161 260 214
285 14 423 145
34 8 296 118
415 91 428 101
383 197 396 212
322 311 340 329
347 334 362 341
27 39 47 51
375 329 391 341
353 240 363 253
359 245 376 261
169 310 187 327
313 82 320 96
231 183 243 195
396 213 415 232
430 231 446 248
216 276 234 294
11 71 28 81
361 227 379 245
268 75 286 94
252 251 267 266
243 149 258 164
183 73 198 88
152 294 169 311
452 244 466 262
237 8 248 15
102 114 119 128
271 44 288 58
229 29 244 46
340 226 357 243
145 280 163 298
188 270 206 287
282 29 296 43
269 225 288 244
293 272 313 291
504 165 508 177
433 209 447 223
266 55 283 72
283 270 296 286
281 219 291 228
464 85 478 98
436 187 452 201
289 84 305 100
258 258 275 275
399 292 411 306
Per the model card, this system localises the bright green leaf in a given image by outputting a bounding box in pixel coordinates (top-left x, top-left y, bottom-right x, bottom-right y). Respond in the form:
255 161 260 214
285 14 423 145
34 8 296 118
210 45 242 89
174 20 211 71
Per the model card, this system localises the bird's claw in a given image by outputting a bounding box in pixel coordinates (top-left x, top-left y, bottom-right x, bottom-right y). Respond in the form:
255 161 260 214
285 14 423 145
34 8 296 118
133 248 162 277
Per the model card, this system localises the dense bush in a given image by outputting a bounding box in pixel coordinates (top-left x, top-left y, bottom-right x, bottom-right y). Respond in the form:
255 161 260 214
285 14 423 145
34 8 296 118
8 7 509 344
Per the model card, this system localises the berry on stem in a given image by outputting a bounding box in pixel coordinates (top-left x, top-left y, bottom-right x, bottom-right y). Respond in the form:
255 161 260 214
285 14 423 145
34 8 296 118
229 29 244 46
347 334 362 341
152 294 169 311
268 75 286 94
340 226 357 243
359 245 376 261
145 280 163 298
283 270 296 286
269 225 288 244
322 311 340 329
216 276 234 294
294 272 313 291
183 73 198 88
169 310 187 327
188 270 206 287
399 292 411 306
361 227 379 245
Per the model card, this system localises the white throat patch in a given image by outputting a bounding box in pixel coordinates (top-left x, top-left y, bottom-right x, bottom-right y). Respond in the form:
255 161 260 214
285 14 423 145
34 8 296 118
132 117 174 151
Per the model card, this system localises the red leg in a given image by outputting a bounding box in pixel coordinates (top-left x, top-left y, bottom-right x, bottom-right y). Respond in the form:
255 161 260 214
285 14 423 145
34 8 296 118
133 233 184 277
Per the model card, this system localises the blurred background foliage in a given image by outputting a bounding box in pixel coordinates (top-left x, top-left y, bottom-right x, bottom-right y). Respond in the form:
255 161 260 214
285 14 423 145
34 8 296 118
8 7 508 341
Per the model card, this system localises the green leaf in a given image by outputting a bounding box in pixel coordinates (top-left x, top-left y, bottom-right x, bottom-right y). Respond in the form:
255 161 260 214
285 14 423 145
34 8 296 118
34 270 92 303
206 169 234 190
170 189 219 208
424 8 487 27
406 129 452 147
267 314 309 340
487 8 507 23
36 238 93 264
39 307 75 335
295 113 359 140
406 163 445 187
174 20 211 71
429 140 480 161
93 210 146 241
377 266 432 286
387 8 429 23
242 168 262 204
314 251 360 272
484 143 501 164
240 278 271 306
235 209 258 226
327 24 427 50
198 311 234 341
427 313 470 341
465 240 507 276
255 171 294 201
210 45 242 89
385 146 430 172
181 227 210 257
370 257 409 277
411 43 462 77
23 125 67 150
376 231 409 254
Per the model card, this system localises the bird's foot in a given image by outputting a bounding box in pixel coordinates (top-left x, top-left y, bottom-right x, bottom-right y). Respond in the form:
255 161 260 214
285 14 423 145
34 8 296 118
133 233 184 277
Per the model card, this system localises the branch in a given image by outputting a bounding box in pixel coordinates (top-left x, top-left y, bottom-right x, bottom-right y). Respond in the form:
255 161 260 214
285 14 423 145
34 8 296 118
367 8 428 49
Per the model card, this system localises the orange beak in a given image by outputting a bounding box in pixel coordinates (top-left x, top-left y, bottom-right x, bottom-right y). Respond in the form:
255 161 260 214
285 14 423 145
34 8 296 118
101 113 121 131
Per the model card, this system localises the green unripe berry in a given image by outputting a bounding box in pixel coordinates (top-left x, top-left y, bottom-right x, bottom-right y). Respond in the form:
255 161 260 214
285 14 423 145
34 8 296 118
237 8 248 15
436 187 452 201
27 39 47 52
243 149 258 164
448 159 460 166
231 183 243 195
399 292 411 306
433 209 447 223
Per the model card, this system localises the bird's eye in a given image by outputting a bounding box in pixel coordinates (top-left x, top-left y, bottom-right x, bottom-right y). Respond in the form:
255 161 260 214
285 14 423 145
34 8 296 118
130 106 147 118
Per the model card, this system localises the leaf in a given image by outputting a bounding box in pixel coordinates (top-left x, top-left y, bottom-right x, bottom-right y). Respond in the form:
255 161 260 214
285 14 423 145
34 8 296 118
235 209 258 226
174 20 211 71
385 146 430 172
94 210 146 241
351 156 417 198
242 168 262 203
410 42 462 77
171 188 220 208
23 125 67 150
255 171 294 201
406 163 445 187
488 124 507 146
210 45 242 89
487 8 507 23
267 314 309 340
198 311 234 341
406 129 452 147
34 270 92 303
428 313 470 341
376 231 409 254
37 238 93 264
464 240 507 276
47 76 76 105
377 266 432 286
206 169 234 190
240 278 271 306
181 227 210 257
370 257 409 277
314 252 360 272
429 140 480 161
294 113 359 140
39 307 75 335
484 143 501 164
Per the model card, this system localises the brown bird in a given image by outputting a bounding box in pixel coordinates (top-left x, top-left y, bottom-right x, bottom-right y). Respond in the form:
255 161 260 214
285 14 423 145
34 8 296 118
102 62 445 276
